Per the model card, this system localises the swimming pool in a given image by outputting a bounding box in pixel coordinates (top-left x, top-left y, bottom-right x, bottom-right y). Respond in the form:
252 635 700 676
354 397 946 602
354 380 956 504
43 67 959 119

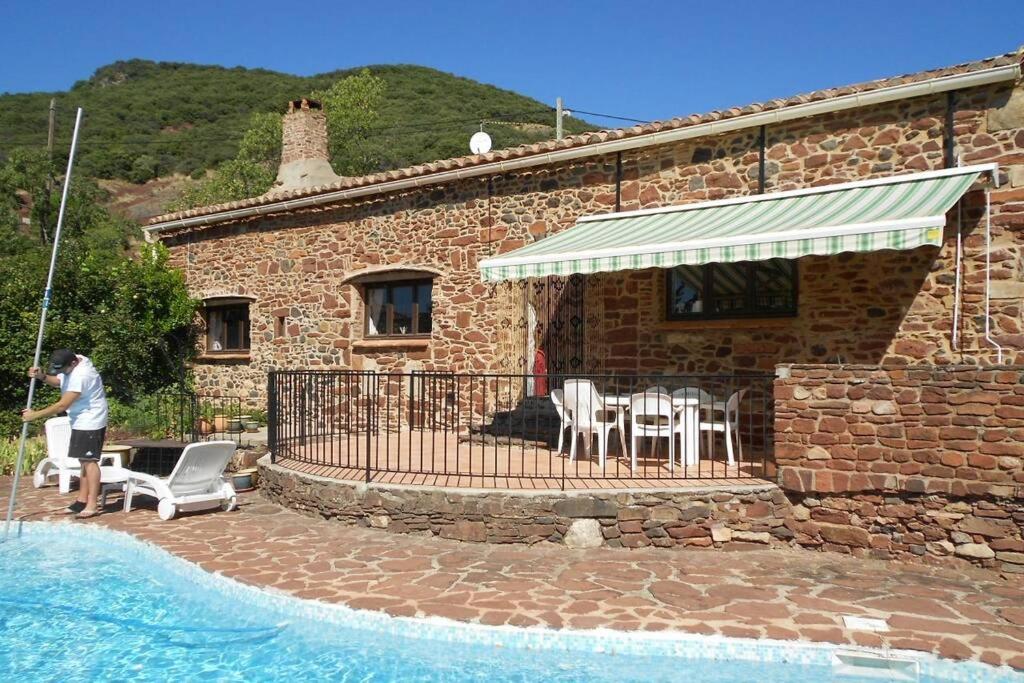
0 522 1018 682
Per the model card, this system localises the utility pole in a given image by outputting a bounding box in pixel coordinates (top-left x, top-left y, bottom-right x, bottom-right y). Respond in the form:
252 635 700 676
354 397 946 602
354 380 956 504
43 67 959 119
556 97 563 140
40 98 57 244
47 98 56 158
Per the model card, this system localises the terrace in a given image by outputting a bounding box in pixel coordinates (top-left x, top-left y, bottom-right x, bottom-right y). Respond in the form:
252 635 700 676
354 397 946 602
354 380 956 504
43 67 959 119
266 371 776 490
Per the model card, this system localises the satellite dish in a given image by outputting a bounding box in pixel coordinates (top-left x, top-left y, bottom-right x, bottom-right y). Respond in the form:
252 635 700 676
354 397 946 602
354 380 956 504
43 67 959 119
470 131 492 154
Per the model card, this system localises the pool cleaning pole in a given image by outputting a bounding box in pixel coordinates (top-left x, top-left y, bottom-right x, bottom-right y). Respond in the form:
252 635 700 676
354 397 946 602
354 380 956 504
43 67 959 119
3 108 84 542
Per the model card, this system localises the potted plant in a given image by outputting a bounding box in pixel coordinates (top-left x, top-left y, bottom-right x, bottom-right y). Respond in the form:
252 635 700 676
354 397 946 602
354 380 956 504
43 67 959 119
230 467 258 491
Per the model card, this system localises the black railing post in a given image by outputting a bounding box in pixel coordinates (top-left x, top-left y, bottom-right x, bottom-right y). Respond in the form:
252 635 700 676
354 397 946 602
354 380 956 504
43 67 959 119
267 371 277 464
365 371 374 484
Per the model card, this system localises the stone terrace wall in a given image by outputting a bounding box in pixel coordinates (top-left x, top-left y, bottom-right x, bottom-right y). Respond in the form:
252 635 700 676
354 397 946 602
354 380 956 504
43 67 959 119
164 79 1024 403
259 458 792 550
776 364 1024 574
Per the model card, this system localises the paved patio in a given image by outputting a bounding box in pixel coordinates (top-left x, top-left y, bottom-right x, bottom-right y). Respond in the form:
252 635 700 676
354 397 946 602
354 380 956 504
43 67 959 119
3 476 1023 672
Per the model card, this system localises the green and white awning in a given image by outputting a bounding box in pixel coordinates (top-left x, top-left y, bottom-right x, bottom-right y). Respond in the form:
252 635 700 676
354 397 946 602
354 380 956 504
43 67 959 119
479 164 994 282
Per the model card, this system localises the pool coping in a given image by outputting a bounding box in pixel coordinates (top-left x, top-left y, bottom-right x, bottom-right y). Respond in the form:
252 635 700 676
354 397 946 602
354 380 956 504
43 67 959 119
8 520 1022 683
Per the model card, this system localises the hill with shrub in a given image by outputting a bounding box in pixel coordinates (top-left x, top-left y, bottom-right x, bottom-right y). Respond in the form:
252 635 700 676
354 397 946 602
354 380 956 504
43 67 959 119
0 60 595 186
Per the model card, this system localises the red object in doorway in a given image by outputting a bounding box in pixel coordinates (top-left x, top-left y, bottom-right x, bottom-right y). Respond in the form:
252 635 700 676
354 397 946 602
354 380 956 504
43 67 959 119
533 349 549 396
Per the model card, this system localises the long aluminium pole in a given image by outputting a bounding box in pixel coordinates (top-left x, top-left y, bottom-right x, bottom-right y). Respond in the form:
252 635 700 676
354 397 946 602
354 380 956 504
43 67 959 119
3 107 84 541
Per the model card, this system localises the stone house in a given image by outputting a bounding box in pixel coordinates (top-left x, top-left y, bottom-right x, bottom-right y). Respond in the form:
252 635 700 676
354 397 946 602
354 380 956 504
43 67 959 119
148 50 1023 399
144 50 1024 567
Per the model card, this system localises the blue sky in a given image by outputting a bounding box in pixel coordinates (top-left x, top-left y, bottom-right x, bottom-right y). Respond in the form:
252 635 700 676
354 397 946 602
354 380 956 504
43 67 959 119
4 1 1023 127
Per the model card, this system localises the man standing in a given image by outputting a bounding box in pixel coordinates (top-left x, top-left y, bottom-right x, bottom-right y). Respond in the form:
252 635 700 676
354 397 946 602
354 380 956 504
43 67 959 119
23 349 109 518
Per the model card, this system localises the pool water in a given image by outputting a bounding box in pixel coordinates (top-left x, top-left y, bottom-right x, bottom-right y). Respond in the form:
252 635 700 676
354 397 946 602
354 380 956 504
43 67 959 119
0 523 1017 682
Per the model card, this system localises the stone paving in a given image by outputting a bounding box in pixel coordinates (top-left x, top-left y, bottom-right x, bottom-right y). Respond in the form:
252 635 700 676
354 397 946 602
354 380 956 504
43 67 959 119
3 476 1024 672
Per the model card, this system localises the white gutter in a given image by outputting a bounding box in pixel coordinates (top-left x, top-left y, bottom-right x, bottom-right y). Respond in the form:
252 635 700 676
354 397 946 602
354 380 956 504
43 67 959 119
144 63 1020 238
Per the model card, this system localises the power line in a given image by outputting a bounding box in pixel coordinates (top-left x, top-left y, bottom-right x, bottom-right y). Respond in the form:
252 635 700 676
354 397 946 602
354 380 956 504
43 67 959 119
567 108 649 124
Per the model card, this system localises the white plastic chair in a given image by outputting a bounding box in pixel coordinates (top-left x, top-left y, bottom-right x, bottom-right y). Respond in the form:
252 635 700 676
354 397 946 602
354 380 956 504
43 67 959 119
33 416 123 494
671 386 714 405
699 388 747 465
549 389 573 454
563 379 626 467
123 441 238 520
32 417 76 493
628 392 675 471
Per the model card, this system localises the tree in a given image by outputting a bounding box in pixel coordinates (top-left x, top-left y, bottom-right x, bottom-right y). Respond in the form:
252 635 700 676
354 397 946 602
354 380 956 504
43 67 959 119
172 111 281 210
0 152 198 437
171 69 387 210
314 68 386 176
1 148 56 243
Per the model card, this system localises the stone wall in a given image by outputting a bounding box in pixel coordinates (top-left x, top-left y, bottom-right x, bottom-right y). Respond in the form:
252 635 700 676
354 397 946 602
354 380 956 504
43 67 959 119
776 364 1024 574
259 457 791 550
164 79 1024 402
259 456 1024 577
783 492 1024 576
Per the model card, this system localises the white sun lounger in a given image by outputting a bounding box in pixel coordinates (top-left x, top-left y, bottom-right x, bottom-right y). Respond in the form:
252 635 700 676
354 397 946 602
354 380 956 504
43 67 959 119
123 441 238 520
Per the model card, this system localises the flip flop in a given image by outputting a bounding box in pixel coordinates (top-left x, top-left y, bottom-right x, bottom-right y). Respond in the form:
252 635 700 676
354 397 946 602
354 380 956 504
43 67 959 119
66 501 87 514
75 510 100 520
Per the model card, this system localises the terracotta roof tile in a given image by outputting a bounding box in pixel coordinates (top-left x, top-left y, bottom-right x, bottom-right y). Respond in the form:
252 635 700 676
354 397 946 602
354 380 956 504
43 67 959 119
150 49 1022 227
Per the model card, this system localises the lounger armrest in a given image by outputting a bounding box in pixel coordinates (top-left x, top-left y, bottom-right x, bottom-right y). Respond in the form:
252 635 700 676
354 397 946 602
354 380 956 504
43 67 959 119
124 470 174 500
125 470 163 486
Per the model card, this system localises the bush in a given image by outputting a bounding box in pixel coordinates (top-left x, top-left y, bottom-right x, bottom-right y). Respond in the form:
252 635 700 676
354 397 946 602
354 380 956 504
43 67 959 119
0 436 47 477
107 394 198 441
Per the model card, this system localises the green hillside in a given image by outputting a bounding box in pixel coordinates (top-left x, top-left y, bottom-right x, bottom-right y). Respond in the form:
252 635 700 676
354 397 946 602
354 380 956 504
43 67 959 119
0 60 595 184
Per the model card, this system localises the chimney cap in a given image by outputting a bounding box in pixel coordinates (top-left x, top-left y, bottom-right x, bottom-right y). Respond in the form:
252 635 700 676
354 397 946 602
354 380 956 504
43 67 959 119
288 98 323 113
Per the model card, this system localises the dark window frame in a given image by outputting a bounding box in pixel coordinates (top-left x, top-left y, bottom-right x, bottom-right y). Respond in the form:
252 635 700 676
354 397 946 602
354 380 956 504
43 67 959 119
664 259 798 321
363 278 433 338
205 302 251 352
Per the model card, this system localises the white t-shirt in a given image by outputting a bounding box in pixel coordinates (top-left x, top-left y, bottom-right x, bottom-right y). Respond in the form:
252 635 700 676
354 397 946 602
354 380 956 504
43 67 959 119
59 355 109 430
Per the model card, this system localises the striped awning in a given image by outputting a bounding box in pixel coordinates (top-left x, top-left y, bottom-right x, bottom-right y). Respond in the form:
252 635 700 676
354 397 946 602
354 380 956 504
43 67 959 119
479 164 993 282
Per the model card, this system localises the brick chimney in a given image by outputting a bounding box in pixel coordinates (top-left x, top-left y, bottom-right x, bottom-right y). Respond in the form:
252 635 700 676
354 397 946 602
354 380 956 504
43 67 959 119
272 98 341 191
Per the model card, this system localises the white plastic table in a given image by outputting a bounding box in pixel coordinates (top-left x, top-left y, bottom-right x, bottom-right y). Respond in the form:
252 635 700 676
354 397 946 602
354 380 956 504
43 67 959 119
603 394 701 466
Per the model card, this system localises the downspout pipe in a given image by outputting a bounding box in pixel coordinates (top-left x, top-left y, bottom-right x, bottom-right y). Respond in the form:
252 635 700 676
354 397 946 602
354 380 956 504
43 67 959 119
983 187 1005 363
143 63 1020 239
952 153 964 353
952 199 963 352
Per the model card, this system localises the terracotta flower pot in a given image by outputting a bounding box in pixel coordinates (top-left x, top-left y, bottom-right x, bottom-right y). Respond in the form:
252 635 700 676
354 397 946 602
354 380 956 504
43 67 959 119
213 414 228 432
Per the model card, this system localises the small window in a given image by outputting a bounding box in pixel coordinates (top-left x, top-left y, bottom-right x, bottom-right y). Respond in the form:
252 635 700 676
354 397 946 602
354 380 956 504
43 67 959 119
275 316 286 338
365 279 433 337
666 259 797 320
206 302 251 352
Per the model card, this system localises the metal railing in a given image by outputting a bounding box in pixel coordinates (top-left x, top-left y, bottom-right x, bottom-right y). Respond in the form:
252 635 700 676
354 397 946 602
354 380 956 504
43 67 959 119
267 371 774 489
114 391 245 444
